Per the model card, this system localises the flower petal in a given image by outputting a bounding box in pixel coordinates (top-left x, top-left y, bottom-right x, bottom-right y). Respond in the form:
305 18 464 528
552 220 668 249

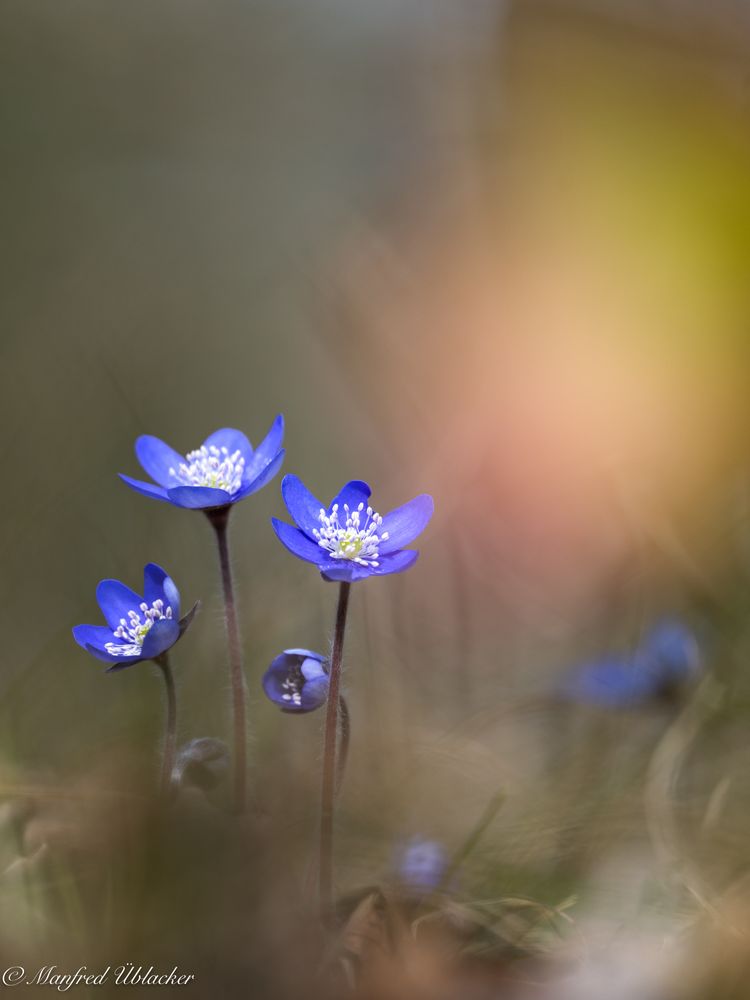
298 675 329 712
141 618 180 660
329 480 371 514
202 428 253 463
178 600 200 637
281 474 325 537
97 648 144 669
319 562 371 583
285 647 326 662
96 580 143 630
319 549 419 582
561 656 657 707
373 549 420 575
232 449 285 501
73 635 143 668
166 486 231 509
143 563 180 619
244 414 284 480
642 619 701 681
118 475 170 503
72 624 114 653
300 656 328 681
272 518 325 563
262 652 296 707
104 651 146 671
134 436 185 488
379 495 434 554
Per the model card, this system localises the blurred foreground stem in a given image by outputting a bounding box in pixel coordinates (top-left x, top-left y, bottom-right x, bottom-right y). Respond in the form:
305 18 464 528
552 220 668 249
154 652 177 796
320 581 351 917
439 790 505 890
207 505 247 814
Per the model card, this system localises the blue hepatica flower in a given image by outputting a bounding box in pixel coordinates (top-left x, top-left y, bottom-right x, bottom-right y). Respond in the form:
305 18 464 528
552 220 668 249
262 649 329 712
119 417 285 510
395 837 448 892
561 617 702 708
272 475 434 582
73 563 197 671
641 618 702 685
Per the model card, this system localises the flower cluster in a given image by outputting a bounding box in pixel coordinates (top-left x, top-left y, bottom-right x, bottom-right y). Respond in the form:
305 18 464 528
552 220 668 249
72 409 433 842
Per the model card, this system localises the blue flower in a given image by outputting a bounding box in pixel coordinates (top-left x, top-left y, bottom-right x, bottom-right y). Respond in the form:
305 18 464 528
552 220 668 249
641 618 701 685
262 649 329 712
119 417 285 510
561 617 702 708
561 653 658 707
272 475 434 582
394 837 448 891
73 563 197 671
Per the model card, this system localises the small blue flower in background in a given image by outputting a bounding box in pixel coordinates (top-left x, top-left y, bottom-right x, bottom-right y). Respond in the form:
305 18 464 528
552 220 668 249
262 649 329 712
394 837 448 891
641 618 701 685
73 563 197 670
561 617 702 708
561 653 656 707
119 417 285 510
272 474 434 582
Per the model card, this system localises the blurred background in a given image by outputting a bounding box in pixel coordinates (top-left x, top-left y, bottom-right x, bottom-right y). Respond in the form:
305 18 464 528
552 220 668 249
3 0 750 996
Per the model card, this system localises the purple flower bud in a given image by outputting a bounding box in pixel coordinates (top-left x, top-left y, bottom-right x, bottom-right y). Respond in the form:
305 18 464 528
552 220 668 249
262 649 330 713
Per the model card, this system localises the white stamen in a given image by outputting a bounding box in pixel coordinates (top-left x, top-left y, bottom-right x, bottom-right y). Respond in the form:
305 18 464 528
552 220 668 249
169 445 245 494
105 600 174 657
281 675 303 706
312 501 385 566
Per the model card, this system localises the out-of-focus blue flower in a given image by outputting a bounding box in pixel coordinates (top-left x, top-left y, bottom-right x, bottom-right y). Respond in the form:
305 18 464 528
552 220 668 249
272 475 434 582
561 653 657 707
119 417 285 510
73 563 197 671
394 837 448 891
561 617 702 708
641 618 701 684
262 648 329 712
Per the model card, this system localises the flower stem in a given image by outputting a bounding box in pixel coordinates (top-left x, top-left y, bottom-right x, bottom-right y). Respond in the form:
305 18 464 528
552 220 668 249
154 652 177 796
319 581 351 917
335 695 350 798
207 505 247 814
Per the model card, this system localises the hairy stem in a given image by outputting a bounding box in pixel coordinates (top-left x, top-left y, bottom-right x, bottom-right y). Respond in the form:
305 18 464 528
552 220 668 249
207 506 247 814
154 652 177 796
335 695 351 798
319 581 351 917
